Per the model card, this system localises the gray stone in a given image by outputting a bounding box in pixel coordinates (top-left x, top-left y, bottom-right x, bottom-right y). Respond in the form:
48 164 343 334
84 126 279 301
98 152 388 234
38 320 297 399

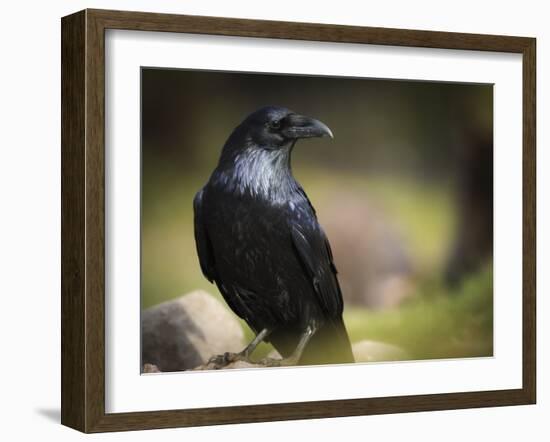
141 290 245 372
193 359 261 371
142 363 161 373
320 195 414 309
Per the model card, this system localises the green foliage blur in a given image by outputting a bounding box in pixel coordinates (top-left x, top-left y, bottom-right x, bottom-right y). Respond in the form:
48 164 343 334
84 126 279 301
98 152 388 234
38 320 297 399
141 68 493 361
345 267 493 360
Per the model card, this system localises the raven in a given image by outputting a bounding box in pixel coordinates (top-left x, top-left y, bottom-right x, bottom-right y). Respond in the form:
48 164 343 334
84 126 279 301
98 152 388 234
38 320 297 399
193 106 354 367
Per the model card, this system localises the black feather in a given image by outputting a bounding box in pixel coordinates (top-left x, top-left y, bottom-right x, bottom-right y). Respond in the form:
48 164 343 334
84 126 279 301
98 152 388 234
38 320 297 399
194 106 354 365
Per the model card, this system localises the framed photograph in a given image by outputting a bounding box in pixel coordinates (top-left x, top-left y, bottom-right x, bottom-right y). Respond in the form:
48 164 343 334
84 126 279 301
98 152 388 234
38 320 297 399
61 9 536 433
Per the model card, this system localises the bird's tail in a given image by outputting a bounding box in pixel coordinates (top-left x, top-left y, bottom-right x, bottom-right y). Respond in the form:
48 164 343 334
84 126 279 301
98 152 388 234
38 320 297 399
299 318 355 365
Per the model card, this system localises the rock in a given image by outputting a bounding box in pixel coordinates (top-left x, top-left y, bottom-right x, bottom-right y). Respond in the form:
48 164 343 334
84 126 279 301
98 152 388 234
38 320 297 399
320 195 414 309
267 349 282 359
352 340 409 362
142 363 161 373
141 290 245 372
193 339 409 369
193 359 261 371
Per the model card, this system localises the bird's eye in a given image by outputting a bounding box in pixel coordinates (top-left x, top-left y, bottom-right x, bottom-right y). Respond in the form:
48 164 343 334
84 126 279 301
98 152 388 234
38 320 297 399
269 119 282 130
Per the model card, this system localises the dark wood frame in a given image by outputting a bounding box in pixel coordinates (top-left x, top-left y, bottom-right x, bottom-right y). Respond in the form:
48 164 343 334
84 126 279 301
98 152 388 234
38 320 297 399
61 8 536 433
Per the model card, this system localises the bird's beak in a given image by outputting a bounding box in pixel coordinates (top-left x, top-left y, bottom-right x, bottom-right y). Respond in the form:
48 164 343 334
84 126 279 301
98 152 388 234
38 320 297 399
282 114 334 140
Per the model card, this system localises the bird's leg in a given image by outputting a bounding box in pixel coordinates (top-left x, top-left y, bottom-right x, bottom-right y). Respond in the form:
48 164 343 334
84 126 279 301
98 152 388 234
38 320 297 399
260 324 317 367
207 328 271 368
237 327 272 360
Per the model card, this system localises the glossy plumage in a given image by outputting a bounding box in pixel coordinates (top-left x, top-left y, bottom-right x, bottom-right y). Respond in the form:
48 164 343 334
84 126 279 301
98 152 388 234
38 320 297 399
193 106 354 365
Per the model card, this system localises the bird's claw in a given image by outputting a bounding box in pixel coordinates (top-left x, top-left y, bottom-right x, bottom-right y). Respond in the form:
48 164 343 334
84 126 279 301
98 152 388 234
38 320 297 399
206 353 228 368
259 357 281 367
259 357 297 367
206 351 248 369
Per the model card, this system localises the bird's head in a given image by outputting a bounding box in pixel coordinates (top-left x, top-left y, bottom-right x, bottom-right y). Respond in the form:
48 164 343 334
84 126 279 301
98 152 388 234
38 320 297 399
232 105 333 150
214 106 333 196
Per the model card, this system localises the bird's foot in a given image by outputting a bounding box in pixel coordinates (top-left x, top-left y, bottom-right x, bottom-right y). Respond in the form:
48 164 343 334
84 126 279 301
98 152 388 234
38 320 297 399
258 356 298 367
206 351 251 369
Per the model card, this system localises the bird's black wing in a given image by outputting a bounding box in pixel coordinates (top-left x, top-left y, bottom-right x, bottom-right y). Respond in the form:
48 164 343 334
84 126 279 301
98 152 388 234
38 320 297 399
193 189 217 283
193 188 250 323
289 216 356 364
290 217 344 319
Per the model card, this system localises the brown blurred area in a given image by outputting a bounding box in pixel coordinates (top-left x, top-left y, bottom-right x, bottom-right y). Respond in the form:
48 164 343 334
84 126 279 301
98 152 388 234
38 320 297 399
142 68 492 179
141 68 493 310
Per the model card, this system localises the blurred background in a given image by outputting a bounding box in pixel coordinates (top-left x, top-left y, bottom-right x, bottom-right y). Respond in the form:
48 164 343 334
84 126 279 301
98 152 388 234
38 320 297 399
141 68 493 362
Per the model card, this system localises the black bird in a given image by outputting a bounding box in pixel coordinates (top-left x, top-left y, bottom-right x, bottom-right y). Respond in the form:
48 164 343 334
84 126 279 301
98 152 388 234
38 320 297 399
193 106 354 367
